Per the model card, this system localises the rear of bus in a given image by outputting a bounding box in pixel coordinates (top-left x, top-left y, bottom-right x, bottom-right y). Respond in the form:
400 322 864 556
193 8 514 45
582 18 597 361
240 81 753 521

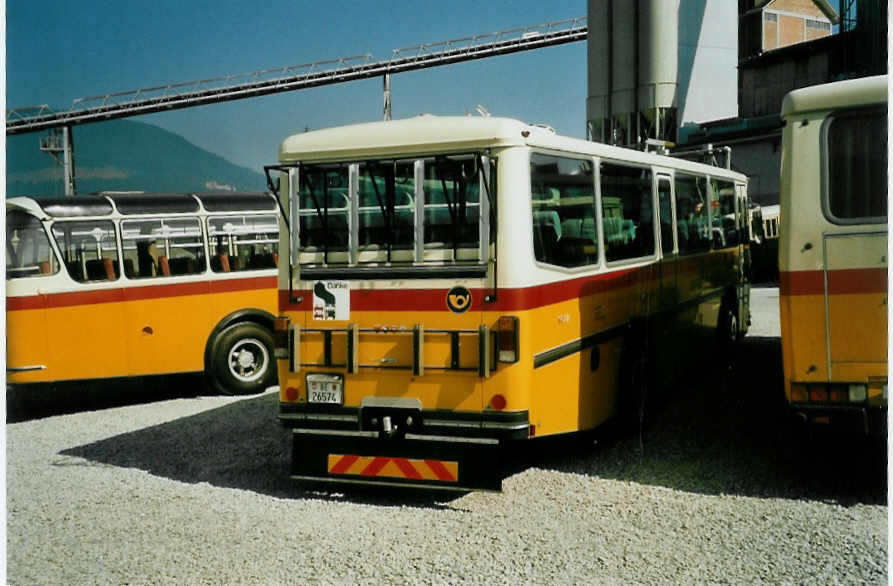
268 118 529 491
778 76 887 435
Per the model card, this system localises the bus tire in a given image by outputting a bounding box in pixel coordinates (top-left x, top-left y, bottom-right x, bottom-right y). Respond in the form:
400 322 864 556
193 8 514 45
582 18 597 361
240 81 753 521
208 322 276 395
618 324 652 434
717 301 739 368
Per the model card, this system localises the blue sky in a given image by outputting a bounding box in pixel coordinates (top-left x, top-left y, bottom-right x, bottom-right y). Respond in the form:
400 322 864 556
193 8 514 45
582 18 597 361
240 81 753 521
6 0 587 174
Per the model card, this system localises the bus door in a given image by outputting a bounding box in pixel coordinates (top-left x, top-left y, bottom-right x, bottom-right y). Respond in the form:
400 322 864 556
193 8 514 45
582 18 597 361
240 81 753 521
47 219 129 381
655 174 680 383
6 209 55 382
823 231 888 380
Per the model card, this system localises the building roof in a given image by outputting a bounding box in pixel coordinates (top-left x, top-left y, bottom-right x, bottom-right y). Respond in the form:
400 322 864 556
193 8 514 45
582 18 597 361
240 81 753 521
745 0 839 24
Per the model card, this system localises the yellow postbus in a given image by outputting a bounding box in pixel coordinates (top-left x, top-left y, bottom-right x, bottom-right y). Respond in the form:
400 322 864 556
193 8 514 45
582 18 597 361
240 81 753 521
778 75 888 435
6 192 280 395
265 115 751 490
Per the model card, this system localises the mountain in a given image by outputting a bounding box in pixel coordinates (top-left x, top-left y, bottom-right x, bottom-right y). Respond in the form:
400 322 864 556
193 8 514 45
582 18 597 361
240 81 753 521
6 119 266 196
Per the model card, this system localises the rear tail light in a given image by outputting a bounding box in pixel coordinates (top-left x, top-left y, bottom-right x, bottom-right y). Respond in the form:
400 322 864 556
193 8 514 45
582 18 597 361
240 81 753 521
497 315 519 363
808 385 828 402
273 316 290 350
790 384 808 403
828 385 847 403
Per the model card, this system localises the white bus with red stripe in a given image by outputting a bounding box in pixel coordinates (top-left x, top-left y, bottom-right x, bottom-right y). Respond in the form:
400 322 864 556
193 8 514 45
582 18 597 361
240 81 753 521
778 75 888 435
266 115 751 490
6 192 279 395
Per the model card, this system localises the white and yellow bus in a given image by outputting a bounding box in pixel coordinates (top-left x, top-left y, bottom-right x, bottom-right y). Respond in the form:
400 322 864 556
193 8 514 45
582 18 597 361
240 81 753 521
6 192 280 395
266 115 751 490
779 75 887 435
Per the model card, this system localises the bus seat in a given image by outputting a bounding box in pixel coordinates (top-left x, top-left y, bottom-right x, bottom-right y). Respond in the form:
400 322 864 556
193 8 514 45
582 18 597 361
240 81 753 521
217 253 231 272
561 218 582 239
272 252 278 267
38 261 51 274
102 257 117 280
168 257 195 275
85 259 110 281
230 256 241 271
158 256 171 277
123 259 136 278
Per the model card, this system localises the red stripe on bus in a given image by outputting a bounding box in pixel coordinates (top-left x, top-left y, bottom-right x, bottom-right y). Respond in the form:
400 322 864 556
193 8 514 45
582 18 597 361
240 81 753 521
279 267 649 312
392 458 423 480
328 454 360 475
425 459 457 482
780 268 886 295
6 276 276 311
826 267 887 295
360 457 390 477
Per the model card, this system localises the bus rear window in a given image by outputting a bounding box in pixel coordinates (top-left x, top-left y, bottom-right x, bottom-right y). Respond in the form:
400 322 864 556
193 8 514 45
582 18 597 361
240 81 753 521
825 108 888 223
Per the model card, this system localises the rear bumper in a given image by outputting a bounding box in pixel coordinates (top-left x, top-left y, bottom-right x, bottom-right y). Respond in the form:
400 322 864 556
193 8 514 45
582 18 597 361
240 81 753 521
279 402 530 441
791 403 887 437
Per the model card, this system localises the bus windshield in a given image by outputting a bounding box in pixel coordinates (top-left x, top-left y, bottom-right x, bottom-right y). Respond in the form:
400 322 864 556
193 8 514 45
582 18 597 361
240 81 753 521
6 209 59 279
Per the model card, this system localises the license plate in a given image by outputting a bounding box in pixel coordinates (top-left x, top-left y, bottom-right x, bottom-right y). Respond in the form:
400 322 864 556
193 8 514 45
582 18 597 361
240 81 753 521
307 374 343 404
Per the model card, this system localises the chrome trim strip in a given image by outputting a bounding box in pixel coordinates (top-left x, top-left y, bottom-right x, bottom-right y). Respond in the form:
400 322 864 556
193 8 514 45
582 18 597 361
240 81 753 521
404 433 498 444
280 413 358 423
6 365 46 373
481 421 530 431
423 419 479 428
293 429 377 438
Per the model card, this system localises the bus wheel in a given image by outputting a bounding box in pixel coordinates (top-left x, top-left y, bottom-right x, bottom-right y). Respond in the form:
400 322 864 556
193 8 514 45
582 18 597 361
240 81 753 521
209 322 275 395
717 303 739 368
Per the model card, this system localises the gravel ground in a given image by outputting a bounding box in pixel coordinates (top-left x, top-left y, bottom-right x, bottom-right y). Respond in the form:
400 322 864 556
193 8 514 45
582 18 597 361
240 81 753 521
7 287 887 584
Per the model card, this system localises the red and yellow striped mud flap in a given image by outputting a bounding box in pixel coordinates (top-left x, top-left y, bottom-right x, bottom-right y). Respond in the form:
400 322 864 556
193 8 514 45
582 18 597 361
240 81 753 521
328 454 459 483
290 432 505 491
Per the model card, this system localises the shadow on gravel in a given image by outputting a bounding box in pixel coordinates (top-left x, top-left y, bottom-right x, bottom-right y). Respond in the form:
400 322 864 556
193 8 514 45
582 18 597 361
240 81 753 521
59 391 462 509
7 374 207 423
516 335 887 506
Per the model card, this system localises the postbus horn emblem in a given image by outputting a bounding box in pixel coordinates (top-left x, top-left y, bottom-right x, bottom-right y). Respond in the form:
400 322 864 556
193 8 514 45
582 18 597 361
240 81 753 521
446 286 472 314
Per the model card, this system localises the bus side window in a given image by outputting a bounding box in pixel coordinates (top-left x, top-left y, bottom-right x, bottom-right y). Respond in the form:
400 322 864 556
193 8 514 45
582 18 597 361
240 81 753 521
208 214 279 272
600 163 654 262
710 179 738 248
529 153 598 268
50 220 119 283
675 174 711 254
122 218 205 278
6 210 60 279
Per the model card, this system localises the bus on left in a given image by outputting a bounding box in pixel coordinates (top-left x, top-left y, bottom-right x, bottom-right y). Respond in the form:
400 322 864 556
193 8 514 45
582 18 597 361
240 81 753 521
6 192 280 395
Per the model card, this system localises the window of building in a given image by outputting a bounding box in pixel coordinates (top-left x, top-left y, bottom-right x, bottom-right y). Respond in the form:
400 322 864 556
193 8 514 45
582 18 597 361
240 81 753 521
806 19 830 31
121 217 206 278
6 210 59 279
51 220 120 282
600 163 654 262
530 153 598 268
825 108 888 222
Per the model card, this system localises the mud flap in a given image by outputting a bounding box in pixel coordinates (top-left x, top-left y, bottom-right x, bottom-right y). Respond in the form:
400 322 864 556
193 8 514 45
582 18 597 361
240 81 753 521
291 431 506 492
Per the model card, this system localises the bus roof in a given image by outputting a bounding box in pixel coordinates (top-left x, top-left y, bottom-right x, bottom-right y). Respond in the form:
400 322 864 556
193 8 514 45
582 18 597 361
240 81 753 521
780 75 888 118
278 115 747 182
6 192 275 219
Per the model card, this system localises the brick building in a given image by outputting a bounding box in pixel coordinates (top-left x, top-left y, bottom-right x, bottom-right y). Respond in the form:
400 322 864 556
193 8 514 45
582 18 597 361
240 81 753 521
739 0 838 56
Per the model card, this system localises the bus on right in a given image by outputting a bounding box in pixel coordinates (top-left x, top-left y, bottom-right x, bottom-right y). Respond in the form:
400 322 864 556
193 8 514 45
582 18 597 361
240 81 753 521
779 75 887 436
